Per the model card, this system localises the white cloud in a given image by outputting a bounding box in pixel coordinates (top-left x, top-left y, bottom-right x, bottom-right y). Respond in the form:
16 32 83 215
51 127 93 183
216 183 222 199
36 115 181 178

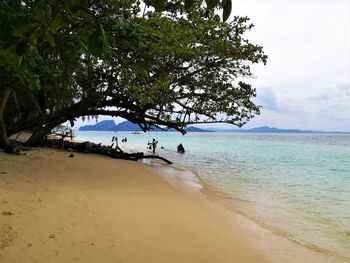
231 0 350 131
306 83 350 121
245 83 350 131
253 87 278 111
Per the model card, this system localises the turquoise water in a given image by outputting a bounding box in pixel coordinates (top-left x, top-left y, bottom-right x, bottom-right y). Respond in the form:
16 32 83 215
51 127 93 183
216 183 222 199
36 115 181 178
76 131 350 260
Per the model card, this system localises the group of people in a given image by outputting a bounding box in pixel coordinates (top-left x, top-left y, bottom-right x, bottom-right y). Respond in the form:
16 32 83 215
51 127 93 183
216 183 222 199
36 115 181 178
111 136 185 154
148 139 158 154
110 136 128 146
148 138 185 154
110 136 128 151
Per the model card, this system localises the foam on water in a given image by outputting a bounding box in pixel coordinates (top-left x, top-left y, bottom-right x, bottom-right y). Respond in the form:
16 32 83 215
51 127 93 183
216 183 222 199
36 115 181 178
76 131 350 260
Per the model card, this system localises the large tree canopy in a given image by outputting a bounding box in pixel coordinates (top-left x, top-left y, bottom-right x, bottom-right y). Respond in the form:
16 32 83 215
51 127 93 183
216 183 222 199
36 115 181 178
0 0 267 149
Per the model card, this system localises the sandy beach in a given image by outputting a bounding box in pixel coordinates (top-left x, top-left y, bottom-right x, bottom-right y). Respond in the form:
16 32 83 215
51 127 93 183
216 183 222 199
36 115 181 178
0 148 343 262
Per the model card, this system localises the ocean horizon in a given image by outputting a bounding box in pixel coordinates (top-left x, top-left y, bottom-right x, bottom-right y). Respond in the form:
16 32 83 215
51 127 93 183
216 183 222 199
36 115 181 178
76 131 350 261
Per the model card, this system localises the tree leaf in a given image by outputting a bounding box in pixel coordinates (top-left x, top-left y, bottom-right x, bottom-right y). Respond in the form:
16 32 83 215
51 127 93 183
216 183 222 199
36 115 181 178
153 0 166 12
87 32 103 56
15 40 28 56
13 23 40 37
43 5 52 22
34 8 46 25
100 25 107 43
46 32 55 47
49 14 65 32
69 0 89 13
17 56 23 67
206 0 219 10
28 75 41 90
100 25 109 50
185 0 196 10
222 0 231 21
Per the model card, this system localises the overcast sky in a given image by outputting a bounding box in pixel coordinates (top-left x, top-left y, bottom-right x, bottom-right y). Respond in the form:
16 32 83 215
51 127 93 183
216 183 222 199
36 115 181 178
231 0 350 131
75 0 350 131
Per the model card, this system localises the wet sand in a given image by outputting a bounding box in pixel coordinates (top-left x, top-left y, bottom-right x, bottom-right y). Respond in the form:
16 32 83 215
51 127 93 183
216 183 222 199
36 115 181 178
0 148 341 262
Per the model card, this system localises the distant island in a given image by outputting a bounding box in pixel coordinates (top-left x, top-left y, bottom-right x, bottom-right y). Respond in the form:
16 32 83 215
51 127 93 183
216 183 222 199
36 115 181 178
79 120 208 132
79 121 349 134
201 125 349 134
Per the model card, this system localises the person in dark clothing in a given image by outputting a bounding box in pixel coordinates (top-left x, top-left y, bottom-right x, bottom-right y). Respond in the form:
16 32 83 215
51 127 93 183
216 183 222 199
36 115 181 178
111 136 118 148
148 138 158 154
177 143 185 153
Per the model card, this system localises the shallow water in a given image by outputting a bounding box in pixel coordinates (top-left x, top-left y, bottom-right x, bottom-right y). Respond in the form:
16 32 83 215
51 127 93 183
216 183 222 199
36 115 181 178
76 131 350 260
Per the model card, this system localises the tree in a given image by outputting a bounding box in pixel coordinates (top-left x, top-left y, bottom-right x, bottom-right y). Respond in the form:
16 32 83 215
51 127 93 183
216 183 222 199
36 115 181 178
1 0 267 148
147 0 233 22
0 0 113 150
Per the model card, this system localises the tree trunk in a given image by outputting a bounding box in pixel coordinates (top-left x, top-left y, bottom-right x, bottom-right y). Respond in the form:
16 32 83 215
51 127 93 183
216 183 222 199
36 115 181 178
45 139 173 164
0 87 12 150
25 117 68 146
25 100 93 146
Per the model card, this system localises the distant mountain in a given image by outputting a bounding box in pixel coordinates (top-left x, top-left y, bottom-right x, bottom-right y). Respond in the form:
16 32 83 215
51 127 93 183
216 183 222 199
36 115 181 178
151 126 209 132
184 126 210 132
78 120 117 131
79 120 209 132
115 121 142 131
202 125 348 134
248 126 306 133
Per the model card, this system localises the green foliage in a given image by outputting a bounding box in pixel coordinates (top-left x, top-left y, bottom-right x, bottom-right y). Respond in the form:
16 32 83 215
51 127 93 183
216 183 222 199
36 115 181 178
222 0 232 22
1 0 267 144
206 0 219 10
67 0 90 13
153 0 167 12
184 0 196 10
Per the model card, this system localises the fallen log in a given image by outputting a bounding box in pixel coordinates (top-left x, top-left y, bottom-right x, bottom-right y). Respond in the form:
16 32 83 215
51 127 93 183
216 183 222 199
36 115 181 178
46 139 172 165
138 155 173 165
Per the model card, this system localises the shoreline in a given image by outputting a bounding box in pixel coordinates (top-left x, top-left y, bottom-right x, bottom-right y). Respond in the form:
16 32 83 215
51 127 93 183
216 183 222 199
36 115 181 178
197 176 349 261
0 148 345 262
16 130 350 261
141 159 349 263
1 148 270 262
67 130 350 261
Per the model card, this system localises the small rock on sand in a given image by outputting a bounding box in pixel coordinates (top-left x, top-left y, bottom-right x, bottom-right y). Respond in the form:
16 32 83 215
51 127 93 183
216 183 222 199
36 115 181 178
49 234 56 239
69 153 74 158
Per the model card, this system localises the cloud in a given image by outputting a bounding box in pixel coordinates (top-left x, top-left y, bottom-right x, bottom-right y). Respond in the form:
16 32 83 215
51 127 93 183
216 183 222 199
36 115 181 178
232 0 350 131
254 87 296 115
254 87 278 111
246 83 350 131
306 83 350 121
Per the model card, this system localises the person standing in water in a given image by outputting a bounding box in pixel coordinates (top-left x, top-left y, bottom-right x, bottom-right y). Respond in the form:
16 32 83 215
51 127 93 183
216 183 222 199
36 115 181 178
111 136 118 148
177 143 185 153
148 138 158 154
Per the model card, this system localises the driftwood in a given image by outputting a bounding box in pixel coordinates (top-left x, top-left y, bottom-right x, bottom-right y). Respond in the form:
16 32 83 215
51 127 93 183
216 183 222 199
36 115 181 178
46 139 172 164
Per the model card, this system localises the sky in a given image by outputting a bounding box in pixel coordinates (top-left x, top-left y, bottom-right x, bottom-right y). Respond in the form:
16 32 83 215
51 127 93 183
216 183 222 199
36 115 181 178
74 0 350 131
230 0 350 131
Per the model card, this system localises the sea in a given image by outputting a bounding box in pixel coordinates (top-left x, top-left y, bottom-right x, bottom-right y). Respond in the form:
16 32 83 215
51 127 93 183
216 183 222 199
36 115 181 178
76 131 350 261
